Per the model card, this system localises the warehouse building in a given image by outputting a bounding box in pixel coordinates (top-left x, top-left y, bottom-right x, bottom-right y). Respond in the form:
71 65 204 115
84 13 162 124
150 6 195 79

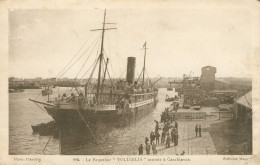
233 91 252 126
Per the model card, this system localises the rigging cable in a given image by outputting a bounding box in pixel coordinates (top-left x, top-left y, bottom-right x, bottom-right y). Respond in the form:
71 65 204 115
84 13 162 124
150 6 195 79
56 33 93 78
61 34 102 95
65 32 102 95
63 54 100 96
103 49 116 79
103 54 114 88
80 36 101 82
85 56 100 89
145 69 151 85
33 102 48 114
76 108 106 155
62 51 100 97
87 40 103 95
75 35 101 78
83 36 102 88
57 33 101 79
100 58 114 93
43 135 52 154
81 38 101 82
35 91 43 100
106 69 114 88
80 57 99 81
136 67 144 82
105 34 118 78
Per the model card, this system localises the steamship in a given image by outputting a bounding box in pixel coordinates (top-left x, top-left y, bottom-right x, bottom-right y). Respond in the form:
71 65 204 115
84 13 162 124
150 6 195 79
29 10 159 154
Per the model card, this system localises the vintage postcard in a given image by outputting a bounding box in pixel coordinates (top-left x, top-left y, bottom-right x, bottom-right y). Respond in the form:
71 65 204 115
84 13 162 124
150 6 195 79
0 0 260 164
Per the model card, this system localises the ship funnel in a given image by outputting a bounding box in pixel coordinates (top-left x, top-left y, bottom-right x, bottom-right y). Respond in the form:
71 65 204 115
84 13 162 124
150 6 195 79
126 57 136 84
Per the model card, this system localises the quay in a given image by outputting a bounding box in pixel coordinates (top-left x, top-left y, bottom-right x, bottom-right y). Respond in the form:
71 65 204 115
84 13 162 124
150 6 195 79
139 66 252 155
141 96 252 155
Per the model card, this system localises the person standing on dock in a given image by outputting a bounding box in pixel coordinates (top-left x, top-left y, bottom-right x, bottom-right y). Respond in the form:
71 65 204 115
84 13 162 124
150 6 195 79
175 125 178 135
152 142 157 155
155 131 160 144
175 122 178 129
160 114 163 123
146 142 151 155
150 131 155 144
154 120 160 134
174 133 179 146
163 123 170 134
195 125 198 137
162 111 166 124
138 144 143 155
145 137 149 145
166 134 171 148
171 128 175 143
198 125 202 137
161 131 166 143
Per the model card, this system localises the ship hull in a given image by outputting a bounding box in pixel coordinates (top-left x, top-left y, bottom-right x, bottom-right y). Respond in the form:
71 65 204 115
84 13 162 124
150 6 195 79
44 100 157 154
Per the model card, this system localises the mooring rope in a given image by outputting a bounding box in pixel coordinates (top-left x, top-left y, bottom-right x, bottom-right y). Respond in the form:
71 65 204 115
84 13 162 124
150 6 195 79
43 135 52 154
33 102 48 114
76 108 106 155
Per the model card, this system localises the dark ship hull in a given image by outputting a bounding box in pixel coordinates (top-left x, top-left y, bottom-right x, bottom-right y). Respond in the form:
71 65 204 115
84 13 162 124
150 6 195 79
44 97 157 154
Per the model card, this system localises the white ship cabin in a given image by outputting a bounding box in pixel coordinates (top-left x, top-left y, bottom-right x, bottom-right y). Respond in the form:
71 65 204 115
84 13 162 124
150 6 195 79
55 80 157 106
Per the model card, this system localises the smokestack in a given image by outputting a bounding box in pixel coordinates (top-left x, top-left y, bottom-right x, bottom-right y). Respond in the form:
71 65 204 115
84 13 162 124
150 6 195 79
126 57 136 84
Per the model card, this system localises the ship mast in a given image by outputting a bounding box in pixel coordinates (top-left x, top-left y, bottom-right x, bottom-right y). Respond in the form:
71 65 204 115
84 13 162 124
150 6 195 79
100 58 109 95
90 9 116 104
142 42 148 85
96 10 106 103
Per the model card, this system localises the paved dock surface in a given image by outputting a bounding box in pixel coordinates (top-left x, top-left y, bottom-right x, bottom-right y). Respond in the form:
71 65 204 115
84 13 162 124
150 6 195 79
143 107 218 155
142 104 251 155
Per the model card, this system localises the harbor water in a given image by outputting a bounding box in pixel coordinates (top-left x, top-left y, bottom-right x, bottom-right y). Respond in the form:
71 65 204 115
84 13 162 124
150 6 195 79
9 88 177 155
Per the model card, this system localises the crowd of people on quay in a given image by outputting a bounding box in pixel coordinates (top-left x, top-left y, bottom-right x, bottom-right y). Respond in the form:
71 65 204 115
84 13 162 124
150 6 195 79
138 108 180 155
138 106 204 155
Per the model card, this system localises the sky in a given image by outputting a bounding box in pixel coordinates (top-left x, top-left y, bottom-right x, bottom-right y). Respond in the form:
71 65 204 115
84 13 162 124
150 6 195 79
9 8 254 79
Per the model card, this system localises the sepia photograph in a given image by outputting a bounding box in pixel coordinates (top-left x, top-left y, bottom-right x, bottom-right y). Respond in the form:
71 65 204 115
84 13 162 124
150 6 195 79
8 8 254 156
1 0 259 164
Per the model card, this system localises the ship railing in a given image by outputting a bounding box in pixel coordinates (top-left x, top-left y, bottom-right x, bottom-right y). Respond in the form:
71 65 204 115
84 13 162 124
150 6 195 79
46 97 59 102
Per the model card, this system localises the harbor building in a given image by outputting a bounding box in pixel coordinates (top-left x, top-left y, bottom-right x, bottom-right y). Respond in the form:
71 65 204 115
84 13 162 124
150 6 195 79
200 66 216 91
233 91 252 126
